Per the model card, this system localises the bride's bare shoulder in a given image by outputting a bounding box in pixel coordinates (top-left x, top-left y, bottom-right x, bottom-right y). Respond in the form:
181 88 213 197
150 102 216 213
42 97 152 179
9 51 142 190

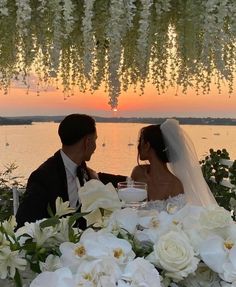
131 164 149 181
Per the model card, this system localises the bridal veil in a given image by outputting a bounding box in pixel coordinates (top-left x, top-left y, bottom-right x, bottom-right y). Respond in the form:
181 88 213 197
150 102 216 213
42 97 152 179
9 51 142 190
160 119 217 206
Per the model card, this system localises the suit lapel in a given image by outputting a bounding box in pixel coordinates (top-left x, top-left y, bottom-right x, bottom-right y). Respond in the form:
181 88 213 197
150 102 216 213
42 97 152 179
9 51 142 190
54 150 69 202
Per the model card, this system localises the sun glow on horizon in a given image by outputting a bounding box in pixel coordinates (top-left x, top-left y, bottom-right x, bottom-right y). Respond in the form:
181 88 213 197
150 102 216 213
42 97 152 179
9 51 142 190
1 80 236 118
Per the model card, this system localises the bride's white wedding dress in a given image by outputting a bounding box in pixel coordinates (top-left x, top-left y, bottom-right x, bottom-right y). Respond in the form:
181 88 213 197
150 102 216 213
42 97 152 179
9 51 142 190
142 194 186 213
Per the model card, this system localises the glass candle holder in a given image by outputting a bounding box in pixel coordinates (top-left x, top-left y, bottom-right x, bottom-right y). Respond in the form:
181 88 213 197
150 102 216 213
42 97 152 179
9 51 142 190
117 181 147 208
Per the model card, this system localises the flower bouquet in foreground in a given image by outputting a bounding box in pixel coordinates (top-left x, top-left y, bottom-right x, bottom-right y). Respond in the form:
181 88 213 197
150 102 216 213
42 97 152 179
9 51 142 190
1 179 236 287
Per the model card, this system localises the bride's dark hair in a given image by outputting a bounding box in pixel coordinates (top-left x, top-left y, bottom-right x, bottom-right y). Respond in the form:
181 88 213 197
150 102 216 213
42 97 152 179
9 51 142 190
138 124 169 163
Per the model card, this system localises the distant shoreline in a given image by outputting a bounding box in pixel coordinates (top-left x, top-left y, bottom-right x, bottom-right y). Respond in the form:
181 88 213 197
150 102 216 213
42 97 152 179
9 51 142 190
0 117 32 125
0 116 236 126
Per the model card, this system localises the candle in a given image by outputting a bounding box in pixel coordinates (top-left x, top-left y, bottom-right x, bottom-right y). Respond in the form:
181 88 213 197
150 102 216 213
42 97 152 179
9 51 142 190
118 187 147 203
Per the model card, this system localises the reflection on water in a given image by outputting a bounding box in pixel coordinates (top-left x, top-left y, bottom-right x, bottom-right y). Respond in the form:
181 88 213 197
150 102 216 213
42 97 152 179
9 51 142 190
0 122 236 182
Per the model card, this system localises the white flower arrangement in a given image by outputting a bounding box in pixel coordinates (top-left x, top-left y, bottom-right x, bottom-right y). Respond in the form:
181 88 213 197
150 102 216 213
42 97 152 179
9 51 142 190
1 180 236 287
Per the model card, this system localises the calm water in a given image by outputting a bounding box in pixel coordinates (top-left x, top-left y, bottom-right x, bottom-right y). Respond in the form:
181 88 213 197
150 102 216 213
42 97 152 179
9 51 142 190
0 122 236 183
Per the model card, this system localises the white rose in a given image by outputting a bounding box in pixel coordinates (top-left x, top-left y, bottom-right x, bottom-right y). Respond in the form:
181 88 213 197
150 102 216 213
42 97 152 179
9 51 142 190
149 231 199 281
199 206 233 230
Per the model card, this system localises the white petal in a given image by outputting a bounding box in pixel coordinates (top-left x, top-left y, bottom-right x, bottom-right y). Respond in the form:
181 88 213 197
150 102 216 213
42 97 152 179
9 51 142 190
200 236 226 273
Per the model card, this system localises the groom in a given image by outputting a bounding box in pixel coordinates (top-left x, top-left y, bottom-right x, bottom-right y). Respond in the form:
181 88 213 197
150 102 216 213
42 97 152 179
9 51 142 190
16 114 126 229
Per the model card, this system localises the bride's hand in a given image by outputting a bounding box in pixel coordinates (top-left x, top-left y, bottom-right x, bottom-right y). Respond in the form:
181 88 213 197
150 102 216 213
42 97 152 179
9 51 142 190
87 167 99 179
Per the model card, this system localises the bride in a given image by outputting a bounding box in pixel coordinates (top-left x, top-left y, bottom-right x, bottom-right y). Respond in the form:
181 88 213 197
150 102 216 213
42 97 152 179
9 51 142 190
131 119 217 211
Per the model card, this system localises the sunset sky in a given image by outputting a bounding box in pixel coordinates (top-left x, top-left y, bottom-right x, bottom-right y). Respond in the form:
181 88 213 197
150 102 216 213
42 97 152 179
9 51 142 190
0 80 236 118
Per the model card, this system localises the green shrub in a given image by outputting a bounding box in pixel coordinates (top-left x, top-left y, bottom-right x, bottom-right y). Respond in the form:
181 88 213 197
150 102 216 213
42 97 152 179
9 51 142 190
200 149 236 219
0 163 24 221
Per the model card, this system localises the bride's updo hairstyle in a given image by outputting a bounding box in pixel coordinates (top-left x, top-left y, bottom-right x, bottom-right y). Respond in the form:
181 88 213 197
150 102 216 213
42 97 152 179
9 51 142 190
138 124 169 163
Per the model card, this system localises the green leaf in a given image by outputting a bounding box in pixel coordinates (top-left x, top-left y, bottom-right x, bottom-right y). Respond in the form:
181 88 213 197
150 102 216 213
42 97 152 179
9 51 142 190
47 204 55 218
68 212 89 227
22 241 37 253
29 261 41 273
14 268 22 287
40 217 60 228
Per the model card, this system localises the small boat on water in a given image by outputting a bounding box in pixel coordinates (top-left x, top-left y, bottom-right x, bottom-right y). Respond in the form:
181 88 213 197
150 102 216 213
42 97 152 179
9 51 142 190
102 138 106 147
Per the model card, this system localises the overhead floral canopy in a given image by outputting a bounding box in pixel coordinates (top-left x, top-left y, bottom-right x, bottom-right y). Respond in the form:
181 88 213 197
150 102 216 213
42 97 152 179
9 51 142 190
0 0 236 108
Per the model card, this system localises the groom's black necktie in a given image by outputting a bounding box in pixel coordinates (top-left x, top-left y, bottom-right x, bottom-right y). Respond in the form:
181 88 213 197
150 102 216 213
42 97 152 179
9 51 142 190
76 165 85 187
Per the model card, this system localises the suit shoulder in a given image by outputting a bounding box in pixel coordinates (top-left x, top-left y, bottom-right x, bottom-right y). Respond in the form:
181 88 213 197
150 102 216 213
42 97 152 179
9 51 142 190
30 151 63 178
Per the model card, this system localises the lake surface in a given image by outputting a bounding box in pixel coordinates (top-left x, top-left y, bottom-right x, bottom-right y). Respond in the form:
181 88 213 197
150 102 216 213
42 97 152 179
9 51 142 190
1 122 236 183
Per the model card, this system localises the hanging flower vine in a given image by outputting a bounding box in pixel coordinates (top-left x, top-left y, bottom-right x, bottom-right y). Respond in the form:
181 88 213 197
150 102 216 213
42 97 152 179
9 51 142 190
0 0 236 108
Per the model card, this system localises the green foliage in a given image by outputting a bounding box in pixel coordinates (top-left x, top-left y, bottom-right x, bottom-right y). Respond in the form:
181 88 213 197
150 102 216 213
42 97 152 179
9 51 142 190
0 163 24 221
200 148 236 218
117 230 153 258
229 161 236 185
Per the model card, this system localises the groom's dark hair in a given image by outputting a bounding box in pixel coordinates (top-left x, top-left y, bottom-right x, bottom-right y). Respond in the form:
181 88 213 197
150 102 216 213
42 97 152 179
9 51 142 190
58 114 96 145
138 124 169 163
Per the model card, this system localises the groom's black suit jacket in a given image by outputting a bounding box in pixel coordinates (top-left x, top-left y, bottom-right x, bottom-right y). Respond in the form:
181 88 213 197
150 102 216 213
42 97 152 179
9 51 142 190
16 150 127 228
16 150 70 228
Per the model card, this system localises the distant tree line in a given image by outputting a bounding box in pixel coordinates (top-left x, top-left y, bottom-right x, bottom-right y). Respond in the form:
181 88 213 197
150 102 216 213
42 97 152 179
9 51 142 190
0 116 236 125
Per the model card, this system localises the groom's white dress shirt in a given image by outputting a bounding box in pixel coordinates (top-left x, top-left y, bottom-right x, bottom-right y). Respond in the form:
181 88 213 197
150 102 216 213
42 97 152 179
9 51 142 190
60 150 81 208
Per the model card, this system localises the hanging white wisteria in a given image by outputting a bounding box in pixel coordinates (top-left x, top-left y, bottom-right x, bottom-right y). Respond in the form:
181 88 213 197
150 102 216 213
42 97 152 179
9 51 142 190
0 0 236 108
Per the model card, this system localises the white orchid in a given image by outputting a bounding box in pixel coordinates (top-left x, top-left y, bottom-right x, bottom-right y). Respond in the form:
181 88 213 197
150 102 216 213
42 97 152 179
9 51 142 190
200 235 236 282
30 267 75 287
60 228 135 269
75 257 122 287
135 209 173 243
105 208 139 234
199 205 233 230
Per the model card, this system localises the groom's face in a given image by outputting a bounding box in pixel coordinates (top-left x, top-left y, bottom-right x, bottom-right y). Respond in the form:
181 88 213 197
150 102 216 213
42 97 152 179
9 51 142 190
84 131 97 161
